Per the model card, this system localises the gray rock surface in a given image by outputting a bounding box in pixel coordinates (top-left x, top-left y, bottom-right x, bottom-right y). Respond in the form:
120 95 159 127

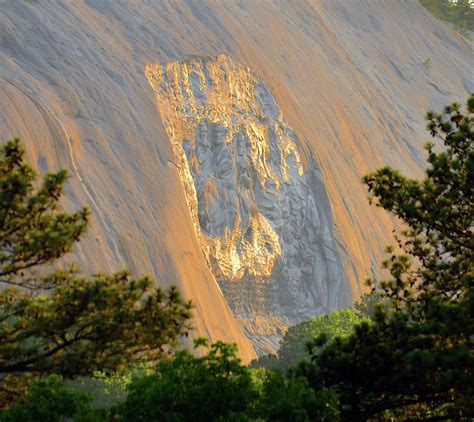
0 0 471 358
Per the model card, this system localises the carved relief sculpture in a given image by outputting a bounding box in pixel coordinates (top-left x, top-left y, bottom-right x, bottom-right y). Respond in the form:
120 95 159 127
146 55 347 354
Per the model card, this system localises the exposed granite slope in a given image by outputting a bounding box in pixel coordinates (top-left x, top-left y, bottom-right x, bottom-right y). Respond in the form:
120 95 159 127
0 1 471 359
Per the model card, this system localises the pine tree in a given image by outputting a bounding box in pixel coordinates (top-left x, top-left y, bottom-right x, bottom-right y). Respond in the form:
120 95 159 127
301 94 474 420
0 139 191 406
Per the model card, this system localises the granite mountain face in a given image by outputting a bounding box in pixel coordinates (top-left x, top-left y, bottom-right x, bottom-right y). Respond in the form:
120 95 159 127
0 1 471 360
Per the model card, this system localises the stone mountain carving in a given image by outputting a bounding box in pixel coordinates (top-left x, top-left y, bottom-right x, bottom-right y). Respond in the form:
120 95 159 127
146 55 346 353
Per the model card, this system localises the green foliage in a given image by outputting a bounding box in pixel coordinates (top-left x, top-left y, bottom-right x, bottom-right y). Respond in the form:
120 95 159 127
420 0 474 38
0 375 103 422
0 139 88 284
69 359 153 409
113 339 340 422
252 369 340 422
300 94 474 420
0 139 191 406
250 309 369 371
5 341 339 421
353 290 386 321
113 339 256 421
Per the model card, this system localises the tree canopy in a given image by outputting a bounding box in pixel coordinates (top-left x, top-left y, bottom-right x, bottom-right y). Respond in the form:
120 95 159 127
250 308 368 372
112 338 339 422
0 375 103 422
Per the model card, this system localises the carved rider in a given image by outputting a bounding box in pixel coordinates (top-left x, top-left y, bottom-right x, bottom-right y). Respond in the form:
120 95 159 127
195 121 211 170
211 123 238 232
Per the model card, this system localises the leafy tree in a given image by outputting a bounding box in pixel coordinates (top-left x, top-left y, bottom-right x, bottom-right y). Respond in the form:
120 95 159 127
68 359 153 410
252 369 340 422
0 375 102 422
300 95 474 420
0 139 191 406
113 338 340 422
112 338 256 421
250 309 369 371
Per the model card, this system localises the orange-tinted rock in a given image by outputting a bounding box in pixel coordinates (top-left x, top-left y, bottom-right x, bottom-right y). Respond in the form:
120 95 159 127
0 1 471 360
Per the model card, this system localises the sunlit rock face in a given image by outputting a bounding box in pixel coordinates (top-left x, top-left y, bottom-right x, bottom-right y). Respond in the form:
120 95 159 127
1 0 471 360
146 55 347 353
